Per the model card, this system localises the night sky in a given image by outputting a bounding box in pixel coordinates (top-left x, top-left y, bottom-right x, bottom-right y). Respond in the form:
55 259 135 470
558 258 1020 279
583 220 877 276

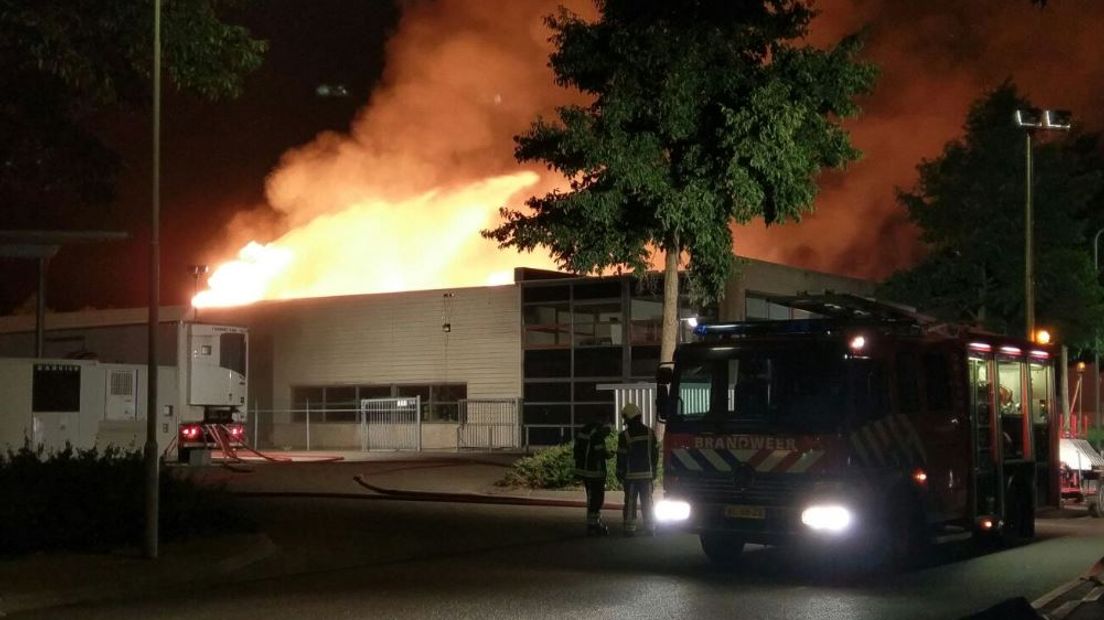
3 0 1103 314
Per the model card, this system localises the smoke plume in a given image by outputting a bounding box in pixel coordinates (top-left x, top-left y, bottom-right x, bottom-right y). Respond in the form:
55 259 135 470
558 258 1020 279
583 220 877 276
201 0 1104 305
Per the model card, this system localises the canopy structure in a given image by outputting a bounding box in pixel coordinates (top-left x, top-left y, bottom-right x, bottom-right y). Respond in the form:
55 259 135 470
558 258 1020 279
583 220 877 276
0 230 129 357
1060 437 1104 472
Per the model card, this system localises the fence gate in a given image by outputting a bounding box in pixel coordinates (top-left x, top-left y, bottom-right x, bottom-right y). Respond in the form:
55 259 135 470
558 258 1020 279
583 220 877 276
359 397 421 451
458 399 520 449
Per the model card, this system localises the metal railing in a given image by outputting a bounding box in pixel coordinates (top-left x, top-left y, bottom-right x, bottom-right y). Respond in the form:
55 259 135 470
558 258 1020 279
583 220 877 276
244 397 422 451
458 398 521 449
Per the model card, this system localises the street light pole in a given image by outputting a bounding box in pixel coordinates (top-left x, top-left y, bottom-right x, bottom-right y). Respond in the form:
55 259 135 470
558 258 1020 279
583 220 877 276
1094 227 1104 432
145 0 162 561
1015 108 1072 342
1025 130 1034 340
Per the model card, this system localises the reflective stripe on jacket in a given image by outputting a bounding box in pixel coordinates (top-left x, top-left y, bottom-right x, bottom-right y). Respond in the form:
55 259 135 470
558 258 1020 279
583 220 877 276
573 423 609 479
616 421 658 480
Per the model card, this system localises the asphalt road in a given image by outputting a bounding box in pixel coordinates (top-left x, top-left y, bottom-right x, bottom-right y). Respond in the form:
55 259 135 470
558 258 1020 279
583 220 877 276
14 489 1104 620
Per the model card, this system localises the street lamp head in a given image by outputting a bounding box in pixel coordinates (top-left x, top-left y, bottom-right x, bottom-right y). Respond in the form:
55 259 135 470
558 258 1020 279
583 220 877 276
1015 108 1043 128
1044 109 1072 130
187 264 209 277
1016 108 1072 131
1033 328 1052 345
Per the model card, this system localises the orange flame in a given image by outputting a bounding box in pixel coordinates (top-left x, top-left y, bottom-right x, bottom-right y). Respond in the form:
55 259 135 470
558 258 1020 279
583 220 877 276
193 171 556 308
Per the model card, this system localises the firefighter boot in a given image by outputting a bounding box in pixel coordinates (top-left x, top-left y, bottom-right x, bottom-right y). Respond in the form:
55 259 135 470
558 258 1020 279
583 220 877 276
587 522 609 537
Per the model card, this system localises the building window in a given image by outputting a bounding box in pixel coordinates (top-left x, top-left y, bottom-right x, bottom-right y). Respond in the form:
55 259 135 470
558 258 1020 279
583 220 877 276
745 294 793 321
33 364 81 412
523 302 571 348
290 383 467 423
572 301 623 346
629 298 663 344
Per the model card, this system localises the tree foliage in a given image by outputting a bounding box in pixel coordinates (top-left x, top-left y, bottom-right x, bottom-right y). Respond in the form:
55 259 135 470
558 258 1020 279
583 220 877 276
880 82 1104 351
0 0 267 227
484 0 875 361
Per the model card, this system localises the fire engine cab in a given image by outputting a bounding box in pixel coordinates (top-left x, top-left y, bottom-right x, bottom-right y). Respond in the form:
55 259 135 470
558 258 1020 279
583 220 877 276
653 294 1059 565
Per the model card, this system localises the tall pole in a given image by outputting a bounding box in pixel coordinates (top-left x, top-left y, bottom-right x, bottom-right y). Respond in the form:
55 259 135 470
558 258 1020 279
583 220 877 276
35 256 48 358
1025 131 1034 341
145 0 162 560
1095 228 1104 433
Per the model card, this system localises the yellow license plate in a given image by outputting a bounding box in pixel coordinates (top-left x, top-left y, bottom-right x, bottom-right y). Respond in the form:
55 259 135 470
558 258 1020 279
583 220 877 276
724 505 766 520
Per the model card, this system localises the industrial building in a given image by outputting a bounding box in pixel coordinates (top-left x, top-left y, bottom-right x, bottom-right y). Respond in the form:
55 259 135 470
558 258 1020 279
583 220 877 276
0 259 873 453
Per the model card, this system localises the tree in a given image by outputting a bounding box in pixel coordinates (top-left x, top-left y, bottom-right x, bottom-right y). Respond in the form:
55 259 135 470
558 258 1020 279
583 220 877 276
484 0 876 365
0 0 267 228
880 82 1104 351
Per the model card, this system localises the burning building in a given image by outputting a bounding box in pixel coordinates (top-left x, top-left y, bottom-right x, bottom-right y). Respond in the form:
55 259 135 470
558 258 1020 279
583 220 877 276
0 261 871 453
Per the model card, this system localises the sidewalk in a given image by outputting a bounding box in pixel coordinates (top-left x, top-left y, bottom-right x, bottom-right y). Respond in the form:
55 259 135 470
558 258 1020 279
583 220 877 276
0 532 276 617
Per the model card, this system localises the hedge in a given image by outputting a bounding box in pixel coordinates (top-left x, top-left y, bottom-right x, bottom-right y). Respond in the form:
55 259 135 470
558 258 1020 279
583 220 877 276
0 443 252 555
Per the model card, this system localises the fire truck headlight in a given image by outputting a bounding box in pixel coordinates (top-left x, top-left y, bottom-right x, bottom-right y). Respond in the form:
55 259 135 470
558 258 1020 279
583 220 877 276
801 504 853 534
655 499 691 523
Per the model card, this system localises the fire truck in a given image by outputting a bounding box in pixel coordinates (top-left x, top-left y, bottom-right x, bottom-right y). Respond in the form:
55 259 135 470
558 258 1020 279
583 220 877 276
653 294 1059 566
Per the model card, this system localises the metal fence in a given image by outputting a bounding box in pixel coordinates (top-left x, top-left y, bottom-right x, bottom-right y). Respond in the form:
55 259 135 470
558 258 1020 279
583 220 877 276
597 382 657 429
361 397 421 451
457 398 521 449
244 397 421 452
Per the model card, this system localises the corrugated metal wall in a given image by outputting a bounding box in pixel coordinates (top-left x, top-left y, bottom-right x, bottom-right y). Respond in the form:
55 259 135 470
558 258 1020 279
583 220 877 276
257 286 522 409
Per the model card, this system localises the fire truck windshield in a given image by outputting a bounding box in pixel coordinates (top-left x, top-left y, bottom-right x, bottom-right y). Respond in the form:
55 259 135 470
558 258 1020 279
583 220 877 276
674 344 882 433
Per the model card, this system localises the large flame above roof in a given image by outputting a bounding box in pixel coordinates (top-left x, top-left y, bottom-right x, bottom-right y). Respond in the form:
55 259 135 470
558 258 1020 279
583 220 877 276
192 172 553 308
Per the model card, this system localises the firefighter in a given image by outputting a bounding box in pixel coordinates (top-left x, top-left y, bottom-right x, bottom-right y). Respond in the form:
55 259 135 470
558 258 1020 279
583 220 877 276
574 412 611 536
616 402 658 536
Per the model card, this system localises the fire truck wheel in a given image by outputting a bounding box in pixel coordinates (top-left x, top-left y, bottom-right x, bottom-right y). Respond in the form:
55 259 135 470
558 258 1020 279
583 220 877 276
700 533 745 565
177 448 191 464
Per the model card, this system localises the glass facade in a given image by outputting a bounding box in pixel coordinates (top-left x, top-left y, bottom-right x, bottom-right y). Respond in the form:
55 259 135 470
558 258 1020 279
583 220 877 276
291 383 467 423
520 273 710 444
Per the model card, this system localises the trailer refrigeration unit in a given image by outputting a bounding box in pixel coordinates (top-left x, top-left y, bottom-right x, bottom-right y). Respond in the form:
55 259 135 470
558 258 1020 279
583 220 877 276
652 294 1059 566
0 323 248 462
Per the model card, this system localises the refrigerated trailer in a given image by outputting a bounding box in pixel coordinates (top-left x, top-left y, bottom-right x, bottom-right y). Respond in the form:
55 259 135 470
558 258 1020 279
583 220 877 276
0 323 247 460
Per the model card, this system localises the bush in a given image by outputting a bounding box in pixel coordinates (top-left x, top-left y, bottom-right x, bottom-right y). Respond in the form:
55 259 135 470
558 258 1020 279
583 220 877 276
498 442 577 489
1088 427 1104 452
500 434 661 491
0 443 252 556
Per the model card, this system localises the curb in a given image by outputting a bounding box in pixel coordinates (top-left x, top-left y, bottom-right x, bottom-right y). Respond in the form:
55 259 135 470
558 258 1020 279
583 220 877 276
352 475 625 509
1032 554 1104 618
0 533 278 617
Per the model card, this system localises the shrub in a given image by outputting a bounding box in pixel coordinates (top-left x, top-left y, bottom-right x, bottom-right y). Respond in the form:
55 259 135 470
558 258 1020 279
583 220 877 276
498 442 577 489
0 443 252 555
500 433 661 491
1088 427 1104 452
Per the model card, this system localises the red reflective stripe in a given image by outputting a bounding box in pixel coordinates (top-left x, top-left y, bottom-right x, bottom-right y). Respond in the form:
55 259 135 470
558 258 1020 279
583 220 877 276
770 449 803 473
745 448 772 469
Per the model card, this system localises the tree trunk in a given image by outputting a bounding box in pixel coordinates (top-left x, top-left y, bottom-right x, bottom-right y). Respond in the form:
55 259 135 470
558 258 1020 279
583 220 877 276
660 238 680 365
656 237 679 441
